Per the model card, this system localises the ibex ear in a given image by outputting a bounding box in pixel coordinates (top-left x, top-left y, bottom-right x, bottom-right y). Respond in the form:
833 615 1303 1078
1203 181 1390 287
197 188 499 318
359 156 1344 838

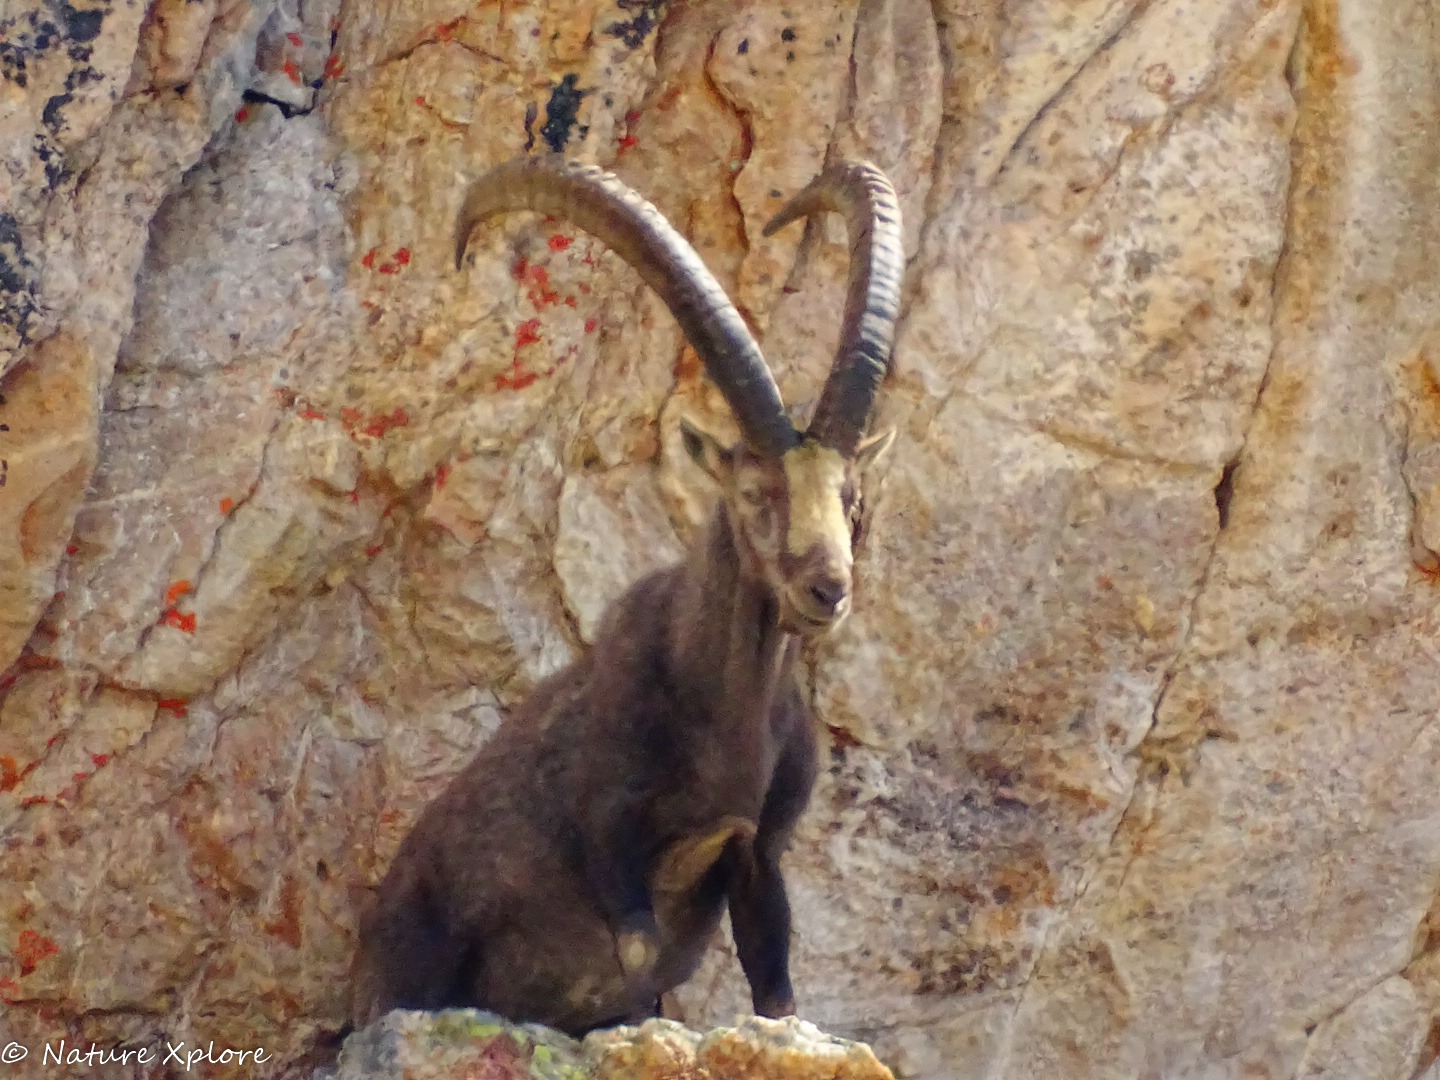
854 428 896 472
679 415 732 486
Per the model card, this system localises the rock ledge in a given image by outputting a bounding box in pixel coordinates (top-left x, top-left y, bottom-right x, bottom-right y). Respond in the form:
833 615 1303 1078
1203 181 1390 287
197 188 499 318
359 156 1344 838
330 1010 895 1080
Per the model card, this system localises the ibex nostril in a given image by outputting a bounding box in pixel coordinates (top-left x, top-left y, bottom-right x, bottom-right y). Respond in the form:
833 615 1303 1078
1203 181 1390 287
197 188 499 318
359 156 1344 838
809 578 847 612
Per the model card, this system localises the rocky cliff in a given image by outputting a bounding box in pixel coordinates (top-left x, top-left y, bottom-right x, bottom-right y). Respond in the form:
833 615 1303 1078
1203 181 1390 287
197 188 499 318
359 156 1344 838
3 1 1440 1078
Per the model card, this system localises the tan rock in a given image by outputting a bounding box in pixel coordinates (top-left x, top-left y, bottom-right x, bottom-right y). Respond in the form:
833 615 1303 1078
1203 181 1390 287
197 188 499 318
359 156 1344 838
3 0 1440 1077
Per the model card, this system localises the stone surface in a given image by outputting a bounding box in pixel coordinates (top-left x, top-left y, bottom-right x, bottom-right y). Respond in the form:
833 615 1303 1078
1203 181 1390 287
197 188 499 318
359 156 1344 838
3 1 1440 1078
330 1010 893 1080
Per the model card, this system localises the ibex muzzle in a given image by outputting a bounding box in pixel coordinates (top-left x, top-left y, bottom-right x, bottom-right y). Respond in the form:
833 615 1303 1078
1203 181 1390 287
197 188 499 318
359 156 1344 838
352 154 903 1035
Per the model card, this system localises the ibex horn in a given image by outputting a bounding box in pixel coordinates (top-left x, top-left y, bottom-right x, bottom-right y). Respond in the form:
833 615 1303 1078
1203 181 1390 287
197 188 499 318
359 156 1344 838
455 155 800 459
763 161 903 458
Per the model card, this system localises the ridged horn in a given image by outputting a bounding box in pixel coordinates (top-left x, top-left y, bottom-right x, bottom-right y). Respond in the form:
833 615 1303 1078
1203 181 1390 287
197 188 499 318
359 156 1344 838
763 161 903 457
455 155 800 459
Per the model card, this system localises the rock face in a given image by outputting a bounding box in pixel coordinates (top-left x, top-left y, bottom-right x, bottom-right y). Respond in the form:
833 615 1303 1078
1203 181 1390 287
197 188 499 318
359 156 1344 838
331 1010 894 1080
2 1 1439 1078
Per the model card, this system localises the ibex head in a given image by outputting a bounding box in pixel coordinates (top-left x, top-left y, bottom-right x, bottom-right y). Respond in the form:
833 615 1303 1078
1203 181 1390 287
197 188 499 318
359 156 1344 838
456 155 903 636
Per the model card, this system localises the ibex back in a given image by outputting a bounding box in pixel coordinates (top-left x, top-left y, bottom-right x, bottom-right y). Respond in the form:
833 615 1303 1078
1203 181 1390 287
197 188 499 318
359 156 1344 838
351 154 903 1036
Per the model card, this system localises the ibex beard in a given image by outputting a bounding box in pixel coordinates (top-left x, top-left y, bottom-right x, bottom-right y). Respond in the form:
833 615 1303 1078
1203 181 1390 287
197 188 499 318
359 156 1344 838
351 154 903 1036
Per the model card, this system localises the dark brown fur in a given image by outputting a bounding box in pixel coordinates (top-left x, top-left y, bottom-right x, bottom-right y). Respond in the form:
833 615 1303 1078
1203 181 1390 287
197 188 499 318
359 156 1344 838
351 493 822 1034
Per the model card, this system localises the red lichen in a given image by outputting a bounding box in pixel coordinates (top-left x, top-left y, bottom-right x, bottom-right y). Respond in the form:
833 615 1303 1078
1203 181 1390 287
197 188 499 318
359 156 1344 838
361 248 377 269
617 132 638 155
564 295 577 307
377 262 399 275
235 106 249 122
286 31 303 46
65 544 78 555
415 95 427 106
366 543 384 558
90 753 110 768
340 406 363 431
0 975 21 1002
435 16 462 39
494 360 539 391
548 234 573 252
512 262 559 308
324 54 345 79
514 318 542 349
0 757 19 792
282 58 302 83
19 796 46 809
220 497 235 514
16 930 58 976
157 699 188 717
394 247 411 266
584 317 598 333
299 407 325 420
361 407 410 438
435 463 451 489
161 609 196 634
264 875 304 948
165 580 192 606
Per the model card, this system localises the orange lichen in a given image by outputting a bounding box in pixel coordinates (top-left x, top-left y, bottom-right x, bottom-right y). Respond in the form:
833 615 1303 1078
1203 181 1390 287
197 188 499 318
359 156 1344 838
264 874 304 948
161 609 196 633
157 698 188 717
165 580 192 606
0 756 19 792
16 930 59 975
324 54 345 79
282 58 301 83
361 408 410 438
220 497 235 515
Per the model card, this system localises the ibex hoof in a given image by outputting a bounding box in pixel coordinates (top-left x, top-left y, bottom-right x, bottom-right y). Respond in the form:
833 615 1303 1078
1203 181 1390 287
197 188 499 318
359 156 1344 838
617 929 658 975
758 998 796 1018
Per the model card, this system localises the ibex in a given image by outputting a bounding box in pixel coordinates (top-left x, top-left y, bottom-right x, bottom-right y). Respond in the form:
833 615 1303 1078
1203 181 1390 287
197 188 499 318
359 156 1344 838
351 154 903 1036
